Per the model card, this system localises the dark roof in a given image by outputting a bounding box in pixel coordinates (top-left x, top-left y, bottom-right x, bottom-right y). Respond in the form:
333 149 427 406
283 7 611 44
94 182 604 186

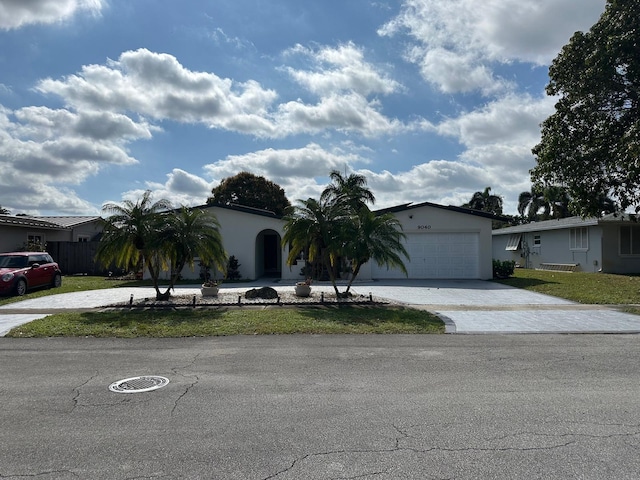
492 213 639 235
0 215 70 230
30 216 103 228
375 201 508 221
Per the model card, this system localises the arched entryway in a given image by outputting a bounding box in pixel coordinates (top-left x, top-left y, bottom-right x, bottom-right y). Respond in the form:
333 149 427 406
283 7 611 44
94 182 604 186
255 229 282 278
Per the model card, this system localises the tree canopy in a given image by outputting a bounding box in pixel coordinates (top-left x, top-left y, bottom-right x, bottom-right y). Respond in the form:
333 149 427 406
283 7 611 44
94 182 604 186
207 171 291 216
531 0 640 216
462 187 503 216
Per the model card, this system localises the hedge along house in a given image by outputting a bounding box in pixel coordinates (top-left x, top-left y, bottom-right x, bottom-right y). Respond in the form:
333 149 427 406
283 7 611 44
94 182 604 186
492 214 640 274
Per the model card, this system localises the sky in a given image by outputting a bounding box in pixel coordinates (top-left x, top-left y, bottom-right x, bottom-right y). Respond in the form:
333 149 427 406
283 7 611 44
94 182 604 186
0 0 607 217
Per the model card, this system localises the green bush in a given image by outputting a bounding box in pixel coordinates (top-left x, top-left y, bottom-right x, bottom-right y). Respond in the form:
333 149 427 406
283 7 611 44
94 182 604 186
493 259 516 279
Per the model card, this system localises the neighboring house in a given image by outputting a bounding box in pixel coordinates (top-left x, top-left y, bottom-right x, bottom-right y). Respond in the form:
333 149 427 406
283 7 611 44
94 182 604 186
492 214 640 274
0 215 103 252
0 215 105 274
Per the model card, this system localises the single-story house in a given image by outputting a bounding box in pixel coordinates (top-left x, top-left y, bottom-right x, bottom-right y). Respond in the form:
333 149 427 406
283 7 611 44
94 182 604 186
168 201 499 282
1 201 500 281
0 215 104 252
492 214 640 274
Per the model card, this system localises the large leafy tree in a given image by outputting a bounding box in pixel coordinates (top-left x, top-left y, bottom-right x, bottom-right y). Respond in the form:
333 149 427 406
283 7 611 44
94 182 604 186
531 0 640 216
207 171 291 216
463 187 503 216
97 191 227 300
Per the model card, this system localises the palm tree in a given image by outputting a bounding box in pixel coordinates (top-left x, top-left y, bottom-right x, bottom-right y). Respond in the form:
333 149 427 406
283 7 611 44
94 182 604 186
464 187 503 216
157 206 227 300
320 169 376 211
342 208 408 294
518 186 550 221
542 185 571 219
0 205 10 215
282 197 350 296
96 191 172 289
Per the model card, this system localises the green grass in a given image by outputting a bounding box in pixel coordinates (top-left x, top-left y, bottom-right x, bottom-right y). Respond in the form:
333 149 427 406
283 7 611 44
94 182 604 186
494 269 640 304
6 306 445 337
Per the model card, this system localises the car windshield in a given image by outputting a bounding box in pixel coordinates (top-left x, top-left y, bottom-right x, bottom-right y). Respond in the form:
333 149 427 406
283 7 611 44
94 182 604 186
0 255 29 268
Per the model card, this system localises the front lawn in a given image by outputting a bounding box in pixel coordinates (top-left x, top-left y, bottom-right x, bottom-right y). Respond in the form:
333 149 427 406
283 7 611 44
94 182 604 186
494 269 640 305
6 306 445 337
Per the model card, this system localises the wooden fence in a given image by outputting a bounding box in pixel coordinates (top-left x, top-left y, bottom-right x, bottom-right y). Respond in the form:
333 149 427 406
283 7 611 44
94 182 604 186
47 241 110 275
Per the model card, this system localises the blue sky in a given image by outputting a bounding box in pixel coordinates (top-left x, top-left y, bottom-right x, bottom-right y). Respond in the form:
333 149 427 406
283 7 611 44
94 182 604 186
0 0 606 216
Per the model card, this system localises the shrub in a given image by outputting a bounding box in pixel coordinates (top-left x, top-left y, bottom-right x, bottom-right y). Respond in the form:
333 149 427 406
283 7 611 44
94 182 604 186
493 259 516 279
226 255 242 280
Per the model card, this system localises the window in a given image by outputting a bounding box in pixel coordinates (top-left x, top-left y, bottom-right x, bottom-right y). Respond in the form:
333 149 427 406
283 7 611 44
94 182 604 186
620 225 640 255
77 235 90 242
505 234 521 251
570 227 588 250
533 235 541 247
27 234 43 245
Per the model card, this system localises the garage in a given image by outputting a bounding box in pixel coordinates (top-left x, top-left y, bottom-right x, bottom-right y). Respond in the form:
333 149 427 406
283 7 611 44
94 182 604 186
367 201 498 280
372 232 480 279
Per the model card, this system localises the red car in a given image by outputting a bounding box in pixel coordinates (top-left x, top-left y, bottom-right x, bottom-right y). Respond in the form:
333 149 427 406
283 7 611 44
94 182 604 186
0 252 62 296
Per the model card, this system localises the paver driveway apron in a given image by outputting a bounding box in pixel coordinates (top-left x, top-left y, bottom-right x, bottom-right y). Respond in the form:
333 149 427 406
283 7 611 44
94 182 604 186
2 280 640 335
361 279 640 334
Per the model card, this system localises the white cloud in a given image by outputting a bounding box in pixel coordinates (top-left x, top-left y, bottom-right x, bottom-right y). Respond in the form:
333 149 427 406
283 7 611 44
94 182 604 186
380 0 605 94
284 42 402 96
0 0 104 30
0 105 147 214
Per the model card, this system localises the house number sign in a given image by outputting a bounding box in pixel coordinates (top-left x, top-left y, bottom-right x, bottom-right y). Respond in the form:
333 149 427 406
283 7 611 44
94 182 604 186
417 224 432 230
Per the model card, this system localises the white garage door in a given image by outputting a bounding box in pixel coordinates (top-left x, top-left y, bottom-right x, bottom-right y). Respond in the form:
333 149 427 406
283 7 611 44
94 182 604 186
372 232 479 279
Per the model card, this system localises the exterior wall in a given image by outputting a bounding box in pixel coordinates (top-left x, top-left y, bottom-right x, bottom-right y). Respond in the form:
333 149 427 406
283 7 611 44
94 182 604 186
0 226 71 253
360 204 494 280
70 221 104 242
493 226 604 273
600 223 640 274
155 206 298 282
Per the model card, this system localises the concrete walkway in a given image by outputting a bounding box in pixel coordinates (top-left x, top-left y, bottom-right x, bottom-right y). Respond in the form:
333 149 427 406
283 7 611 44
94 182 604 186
2 279 640 335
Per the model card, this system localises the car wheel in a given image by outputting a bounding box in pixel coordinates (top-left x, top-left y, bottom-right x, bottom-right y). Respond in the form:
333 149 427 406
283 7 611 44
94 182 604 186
15 279 27 296
52 273 62 288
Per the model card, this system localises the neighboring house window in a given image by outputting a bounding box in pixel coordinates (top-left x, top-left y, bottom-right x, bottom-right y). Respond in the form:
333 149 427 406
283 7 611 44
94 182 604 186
505 234 521 251
27 234 44 248
533 235 541 247
570 227 588 250
77 235 90 242
620 225 640 255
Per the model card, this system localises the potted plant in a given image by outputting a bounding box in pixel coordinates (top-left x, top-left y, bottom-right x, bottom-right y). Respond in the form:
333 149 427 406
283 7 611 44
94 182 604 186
295 278 312 297
201 279 221 297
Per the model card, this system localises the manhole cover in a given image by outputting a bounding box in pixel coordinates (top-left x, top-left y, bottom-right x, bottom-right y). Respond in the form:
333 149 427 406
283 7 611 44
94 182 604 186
109 376 169 394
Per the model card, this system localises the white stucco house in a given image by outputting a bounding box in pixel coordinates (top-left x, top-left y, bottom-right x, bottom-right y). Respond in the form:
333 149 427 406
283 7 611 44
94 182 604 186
492 214 640 274
172 201 498 282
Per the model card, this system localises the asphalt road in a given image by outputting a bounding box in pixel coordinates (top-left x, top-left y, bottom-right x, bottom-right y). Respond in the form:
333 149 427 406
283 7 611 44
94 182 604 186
2 334 640 479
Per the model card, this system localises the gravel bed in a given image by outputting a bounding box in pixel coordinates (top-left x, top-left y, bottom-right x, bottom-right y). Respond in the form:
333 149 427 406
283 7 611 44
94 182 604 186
107 289 391 308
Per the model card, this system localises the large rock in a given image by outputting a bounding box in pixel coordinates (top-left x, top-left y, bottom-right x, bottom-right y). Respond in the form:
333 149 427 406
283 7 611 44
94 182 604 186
245 287 279 300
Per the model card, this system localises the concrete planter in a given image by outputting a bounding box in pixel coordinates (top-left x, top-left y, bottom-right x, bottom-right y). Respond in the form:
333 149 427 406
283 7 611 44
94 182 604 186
294 283 311 297
201 285 219 297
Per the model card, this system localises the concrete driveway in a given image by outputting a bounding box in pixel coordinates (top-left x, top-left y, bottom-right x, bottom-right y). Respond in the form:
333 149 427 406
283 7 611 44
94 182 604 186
1 279 640 335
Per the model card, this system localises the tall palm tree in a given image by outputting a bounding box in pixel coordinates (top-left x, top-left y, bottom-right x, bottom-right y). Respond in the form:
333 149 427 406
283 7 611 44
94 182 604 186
464 187 503 216
282 197 350 296
518 186 550 221
342 209 408 293
320 169 376 211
